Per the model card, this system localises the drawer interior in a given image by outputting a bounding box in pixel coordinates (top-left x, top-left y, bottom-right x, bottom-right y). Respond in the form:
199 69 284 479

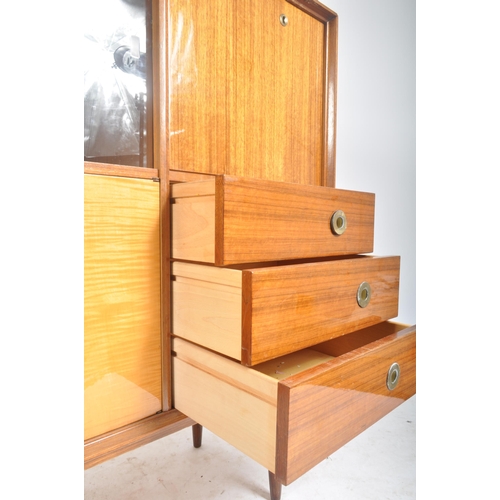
251 320 402 380
172 321 416 481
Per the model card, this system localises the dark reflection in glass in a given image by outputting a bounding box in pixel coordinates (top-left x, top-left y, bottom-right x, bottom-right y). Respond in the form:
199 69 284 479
84 0 152 168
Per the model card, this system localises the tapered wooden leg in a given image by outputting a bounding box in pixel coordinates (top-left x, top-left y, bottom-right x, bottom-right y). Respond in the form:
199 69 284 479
192 424 203 448
268 471 282 500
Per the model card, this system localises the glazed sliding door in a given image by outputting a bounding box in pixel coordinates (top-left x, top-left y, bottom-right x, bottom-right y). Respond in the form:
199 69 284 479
84 174 161 440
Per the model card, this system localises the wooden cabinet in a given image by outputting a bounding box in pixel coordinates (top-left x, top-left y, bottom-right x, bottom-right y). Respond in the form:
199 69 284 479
84 0 415 498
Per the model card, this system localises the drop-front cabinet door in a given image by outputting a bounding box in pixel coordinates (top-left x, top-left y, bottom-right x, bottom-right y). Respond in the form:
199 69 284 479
84 174 162 440
168 0 335 186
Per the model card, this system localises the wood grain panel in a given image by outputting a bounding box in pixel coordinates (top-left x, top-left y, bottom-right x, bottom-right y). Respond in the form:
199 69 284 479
84 409 194 469
220 175 374 265
171 175 375 265
173 336 277 404
276 324 416 485
242 256 400 365
171 256 399 366
171 277 242 360
171 179 216 262
172 323 415 484
168 0 327 185
84 174 162 440
84 161 159 180
173 339 278 472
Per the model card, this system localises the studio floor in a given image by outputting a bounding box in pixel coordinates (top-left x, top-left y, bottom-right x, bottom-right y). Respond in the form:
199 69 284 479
85 395 416 500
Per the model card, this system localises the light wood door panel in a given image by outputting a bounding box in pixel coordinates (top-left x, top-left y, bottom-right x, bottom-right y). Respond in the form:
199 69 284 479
84 174 162 440
168 0 326 184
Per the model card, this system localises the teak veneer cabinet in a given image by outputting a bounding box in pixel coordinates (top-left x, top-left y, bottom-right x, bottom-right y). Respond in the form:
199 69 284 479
84 1 416 499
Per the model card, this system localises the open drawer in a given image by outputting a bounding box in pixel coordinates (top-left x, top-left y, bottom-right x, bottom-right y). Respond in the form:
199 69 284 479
171 175 375 265
172 255 400 365
172 321 416 485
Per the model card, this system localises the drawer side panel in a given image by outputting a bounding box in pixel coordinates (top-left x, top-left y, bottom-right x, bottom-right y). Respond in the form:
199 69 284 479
171 196 216 263
171 278 242 360
173 356 277 472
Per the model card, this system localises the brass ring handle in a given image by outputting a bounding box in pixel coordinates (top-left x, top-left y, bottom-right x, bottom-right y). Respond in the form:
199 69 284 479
386 362 401 390
356 281 371 308
330 210 347 235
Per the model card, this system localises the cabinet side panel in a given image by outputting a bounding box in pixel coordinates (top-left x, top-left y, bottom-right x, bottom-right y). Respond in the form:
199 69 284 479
84 174 162 440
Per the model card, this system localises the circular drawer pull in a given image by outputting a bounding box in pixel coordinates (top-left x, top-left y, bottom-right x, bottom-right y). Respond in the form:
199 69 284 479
386 362 401 390
356 281 371 308
330 210 347 235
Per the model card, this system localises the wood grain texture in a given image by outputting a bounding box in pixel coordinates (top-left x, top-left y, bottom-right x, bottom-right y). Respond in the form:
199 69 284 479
171 175 375 265
153 0 173 411
171 256 399 365
168 0 331 185
219 175 374 264
171 276 242 360
173 336 278 405
84 161 159 180
84 409 194 469
173 338 278 472
269 471 282 500
192 423 203 448
171 261 243 359
84 174 162 440
276 324 416 485
171 179 216 262
170 169 215 183
243 255 400 365
172 323 415 484
287 0 336 22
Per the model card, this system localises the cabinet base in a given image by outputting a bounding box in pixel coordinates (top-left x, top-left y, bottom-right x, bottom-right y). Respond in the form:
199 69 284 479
84 409 195 469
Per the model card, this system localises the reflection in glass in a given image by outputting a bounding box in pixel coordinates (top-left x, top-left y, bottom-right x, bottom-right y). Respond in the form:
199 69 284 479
84 0 151 168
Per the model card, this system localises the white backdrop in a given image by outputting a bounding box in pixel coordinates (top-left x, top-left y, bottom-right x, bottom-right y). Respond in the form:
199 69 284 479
322 0 416 324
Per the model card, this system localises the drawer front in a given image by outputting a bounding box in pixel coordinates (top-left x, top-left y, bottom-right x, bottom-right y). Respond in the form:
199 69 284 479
172 256 400 366
276 323 416 485
172 322 416 485
243 255 400 365
171 175 375 265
